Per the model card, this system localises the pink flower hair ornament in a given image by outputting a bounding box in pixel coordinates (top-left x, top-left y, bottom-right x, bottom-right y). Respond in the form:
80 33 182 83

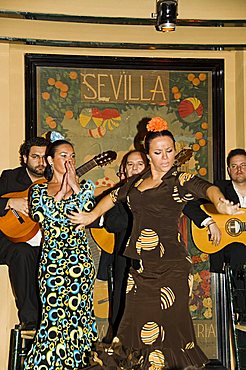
146 117 169 132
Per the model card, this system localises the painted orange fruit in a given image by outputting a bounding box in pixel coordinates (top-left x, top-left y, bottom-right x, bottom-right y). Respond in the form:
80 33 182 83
195 131 203 140
60 91 67 98
48 120 57 129
65 111 73 119
60 84 69 92
201 122 208 130
174 92 181 100
171 86 179 93
192 143 200 152
45 116 53 124
69 71 78 80
199 138 206 147
192 78 200 86
55 81 63 89
42 92 50 100
187 73 195 81
199 73 207 81
47 78 56 86
199 167 207 176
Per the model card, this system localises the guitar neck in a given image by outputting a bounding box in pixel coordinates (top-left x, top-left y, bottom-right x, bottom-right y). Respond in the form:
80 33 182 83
76 159 97 177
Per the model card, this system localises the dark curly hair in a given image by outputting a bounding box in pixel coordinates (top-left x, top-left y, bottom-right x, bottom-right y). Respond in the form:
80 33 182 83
19 137 49 166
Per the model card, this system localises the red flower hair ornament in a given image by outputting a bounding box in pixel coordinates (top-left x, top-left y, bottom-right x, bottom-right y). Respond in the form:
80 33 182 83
146 117 169 132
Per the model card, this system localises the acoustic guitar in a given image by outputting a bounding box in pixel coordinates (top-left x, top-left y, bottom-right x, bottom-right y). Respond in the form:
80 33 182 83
0 150 117 243
89 147 194 255
191 204 246 254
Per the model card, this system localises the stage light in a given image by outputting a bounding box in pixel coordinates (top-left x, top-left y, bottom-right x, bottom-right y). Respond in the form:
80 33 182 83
152 0 178 32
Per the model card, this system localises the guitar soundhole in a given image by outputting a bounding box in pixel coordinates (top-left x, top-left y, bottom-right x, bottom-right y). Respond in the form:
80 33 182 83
225 218 242 237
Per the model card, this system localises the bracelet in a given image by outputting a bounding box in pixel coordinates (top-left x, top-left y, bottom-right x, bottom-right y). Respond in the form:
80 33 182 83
207 221 216 228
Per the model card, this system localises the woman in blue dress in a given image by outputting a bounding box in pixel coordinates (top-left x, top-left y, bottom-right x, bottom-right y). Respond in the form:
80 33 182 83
24 139 97 370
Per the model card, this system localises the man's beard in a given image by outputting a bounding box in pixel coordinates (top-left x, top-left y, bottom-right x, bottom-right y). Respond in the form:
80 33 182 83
27 164 46 178
232 174 246 184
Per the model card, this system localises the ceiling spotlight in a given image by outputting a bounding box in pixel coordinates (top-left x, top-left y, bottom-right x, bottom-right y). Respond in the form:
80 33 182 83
152 0 178 32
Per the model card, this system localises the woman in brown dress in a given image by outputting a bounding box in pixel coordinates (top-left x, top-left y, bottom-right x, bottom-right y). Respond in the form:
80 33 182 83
69 118 243 369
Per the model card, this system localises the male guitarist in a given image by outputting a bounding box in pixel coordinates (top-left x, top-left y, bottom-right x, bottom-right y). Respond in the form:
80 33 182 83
0 136 49 330
184 148 246 321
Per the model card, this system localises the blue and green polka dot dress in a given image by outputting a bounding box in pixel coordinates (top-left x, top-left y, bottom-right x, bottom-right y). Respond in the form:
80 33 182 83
24 181 98 370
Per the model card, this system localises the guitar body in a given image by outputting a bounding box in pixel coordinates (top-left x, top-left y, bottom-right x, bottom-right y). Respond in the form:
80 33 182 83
191 204 246 254
0 211 39 242
0 179 46 242
90 228 115 254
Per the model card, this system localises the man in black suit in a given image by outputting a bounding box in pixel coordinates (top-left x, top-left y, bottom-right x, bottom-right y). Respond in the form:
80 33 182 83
0 136 49 330
184 148 246 318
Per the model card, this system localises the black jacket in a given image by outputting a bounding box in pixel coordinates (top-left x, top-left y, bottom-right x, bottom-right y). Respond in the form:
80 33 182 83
0 166 32 215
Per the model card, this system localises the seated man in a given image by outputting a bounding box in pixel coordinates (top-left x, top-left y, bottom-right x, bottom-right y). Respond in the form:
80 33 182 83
184 148 246 322
0 136 49 330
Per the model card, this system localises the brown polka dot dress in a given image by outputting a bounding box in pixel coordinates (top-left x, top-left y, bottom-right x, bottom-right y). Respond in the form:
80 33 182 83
87 167 211 370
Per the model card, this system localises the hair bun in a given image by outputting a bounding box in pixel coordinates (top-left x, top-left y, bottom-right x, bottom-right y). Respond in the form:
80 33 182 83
146 117 168 132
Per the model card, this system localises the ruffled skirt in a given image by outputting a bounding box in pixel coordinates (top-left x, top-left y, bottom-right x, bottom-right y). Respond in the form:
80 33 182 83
83 261 208 369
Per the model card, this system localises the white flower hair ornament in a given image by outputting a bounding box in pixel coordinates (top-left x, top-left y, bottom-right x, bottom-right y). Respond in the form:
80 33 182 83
49 131 65 142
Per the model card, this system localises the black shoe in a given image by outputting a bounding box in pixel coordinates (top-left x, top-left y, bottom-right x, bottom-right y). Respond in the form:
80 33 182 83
18 321 37 331
102 324 114 344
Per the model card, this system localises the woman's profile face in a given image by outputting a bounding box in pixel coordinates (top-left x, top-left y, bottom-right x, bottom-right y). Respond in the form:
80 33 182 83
125 152 146 179
148 136 176 175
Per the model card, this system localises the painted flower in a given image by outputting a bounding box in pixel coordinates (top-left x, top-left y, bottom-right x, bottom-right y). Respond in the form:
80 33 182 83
200 253 209 262
193 272 202 284
203 297 212 308
199 270 210 280
203 308 212 319
191 255 201 264
202 284 211 298
190 304 198 312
